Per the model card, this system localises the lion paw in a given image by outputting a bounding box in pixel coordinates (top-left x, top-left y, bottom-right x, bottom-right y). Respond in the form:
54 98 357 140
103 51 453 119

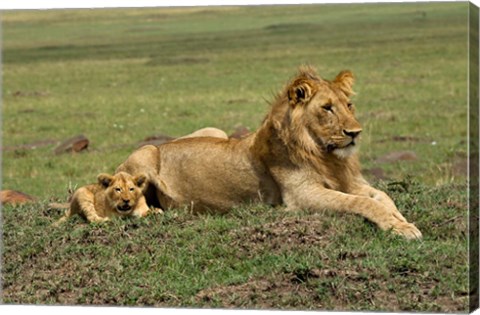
391 221 422 240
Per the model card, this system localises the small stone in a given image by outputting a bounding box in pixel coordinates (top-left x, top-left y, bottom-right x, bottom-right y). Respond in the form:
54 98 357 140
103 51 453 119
54 134 89 155
229 126 251 139
0 190 36 205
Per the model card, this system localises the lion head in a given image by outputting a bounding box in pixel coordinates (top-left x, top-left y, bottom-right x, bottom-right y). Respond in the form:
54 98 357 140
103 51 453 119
272 66 362 161
97 172 147 215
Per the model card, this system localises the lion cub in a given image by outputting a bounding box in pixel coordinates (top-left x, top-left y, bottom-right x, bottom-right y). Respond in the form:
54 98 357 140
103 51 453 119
54 172 159 225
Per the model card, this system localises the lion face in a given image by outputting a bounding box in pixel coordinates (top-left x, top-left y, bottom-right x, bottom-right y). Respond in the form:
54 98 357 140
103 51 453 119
97 172 147 215
287 68 362 159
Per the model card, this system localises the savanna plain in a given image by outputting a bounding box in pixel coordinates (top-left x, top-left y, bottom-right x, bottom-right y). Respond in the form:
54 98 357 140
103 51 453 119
0 3 473 312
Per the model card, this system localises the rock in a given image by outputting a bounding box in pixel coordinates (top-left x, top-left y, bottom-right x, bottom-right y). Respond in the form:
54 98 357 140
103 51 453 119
138 134 175 148
375 151 418 163
54 134 89 155
0 190 36 205
229 126 251 139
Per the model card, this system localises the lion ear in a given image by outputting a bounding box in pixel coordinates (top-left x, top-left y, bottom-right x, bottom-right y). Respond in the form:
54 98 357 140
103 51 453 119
97 173 114 188
134 174 147 188
287 80 314 107
334 70 355 96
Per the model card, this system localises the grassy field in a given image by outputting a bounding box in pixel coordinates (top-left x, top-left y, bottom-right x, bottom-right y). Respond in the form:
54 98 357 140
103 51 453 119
1 3 472 312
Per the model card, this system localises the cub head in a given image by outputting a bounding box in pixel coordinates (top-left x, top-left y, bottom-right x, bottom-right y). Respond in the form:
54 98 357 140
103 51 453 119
97 172 147 215
286 66 362 159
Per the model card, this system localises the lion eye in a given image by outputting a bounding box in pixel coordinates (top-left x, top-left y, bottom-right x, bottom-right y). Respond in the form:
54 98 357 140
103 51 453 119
323 104 333 112
129 187 135 192
115 188 122 193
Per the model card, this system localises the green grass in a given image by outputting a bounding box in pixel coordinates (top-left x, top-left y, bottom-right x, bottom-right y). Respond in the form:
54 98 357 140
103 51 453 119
1 3 471 312
1 180 469 311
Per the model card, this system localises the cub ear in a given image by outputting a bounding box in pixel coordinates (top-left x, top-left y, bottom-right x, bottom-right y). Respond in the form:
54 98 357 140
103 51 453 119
134 174 147 188
97 173 114 188
333 70 355 97
287 80 314 107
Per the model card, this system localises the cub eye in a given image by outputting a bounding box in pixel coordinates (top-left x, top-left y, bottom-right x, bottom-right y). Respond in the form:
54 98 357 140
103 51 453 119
129 187 135 192
323 104 333 112
115 188 121 193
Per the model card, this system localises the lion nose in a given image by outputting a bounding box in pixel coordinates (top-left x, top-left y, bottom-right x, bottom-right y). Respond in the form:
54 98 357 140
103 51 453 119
122 198 130 204
343 129 362 139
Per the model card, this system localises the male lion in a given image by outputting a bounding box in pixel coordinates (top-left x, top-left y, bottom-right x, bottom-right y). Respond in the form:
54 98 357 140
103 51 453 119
54 172 158 225
117 66 422 239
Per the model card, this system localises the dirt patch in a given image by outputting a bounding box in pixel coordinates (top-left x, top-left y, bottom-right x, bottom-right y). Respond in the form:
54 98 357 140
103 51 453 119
194 266 397 311
226 98 249 105
12 90 50 97
264 23 320 32
2 135 89 154
451 152 468 177
147 56 210 66
229 217 333 257
138 134 175 147
364 167 387 181
1 139 58 152
375 151 418 163
360 110 396 121
195 274 318 310
378 136 431 143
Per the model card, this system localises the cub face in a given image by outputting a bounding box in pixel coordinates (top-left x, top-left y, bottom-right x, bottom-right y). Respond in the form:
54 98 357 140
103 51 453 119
97 171 147 215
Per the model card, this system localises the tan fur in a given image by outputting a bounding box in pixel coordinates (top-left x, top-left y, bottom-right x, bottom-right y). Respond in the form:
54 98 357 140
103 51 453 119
117 66 422 239
175 127 228 141
54 172 160 225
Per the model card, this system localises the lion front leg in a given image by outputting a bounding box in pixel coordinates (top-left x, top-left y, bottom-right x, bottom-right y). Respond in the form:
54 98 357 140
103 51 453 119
351 181 408 222
285 185 422 240
354 184 422 239
351 177 400 208
73 188 109 223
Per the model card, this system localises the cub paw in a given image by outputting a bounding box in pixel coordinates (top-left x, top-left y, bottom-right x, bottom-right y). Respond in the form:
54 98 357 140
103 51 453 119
151 207 164 214
90 217 110 223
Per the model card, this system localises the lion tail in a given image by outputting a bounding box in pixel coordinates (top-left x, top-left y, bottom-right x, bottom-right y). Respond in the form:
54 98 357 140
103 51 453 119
48 202 70 209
